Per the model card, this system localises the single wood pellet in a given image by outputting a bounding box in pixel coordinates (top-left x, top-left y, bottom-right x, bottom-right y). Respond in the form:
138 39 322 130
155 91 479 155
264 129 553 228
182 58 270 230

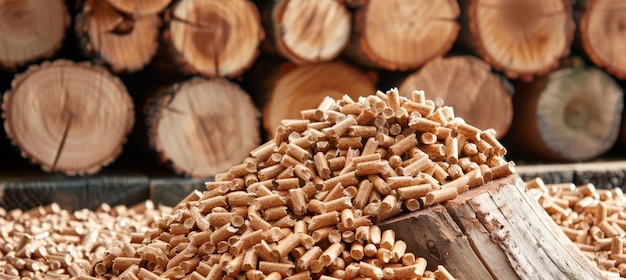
0 90 516 279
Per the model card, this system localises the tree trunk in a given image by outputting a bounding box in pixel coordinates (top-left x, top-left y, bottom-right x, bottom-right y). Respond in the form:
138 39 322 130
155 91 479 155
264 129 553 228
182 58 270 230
163 0 264 78
0 0 70 70
105 0 172 15
398 55 513 139
344 0 460 71
258 0 351 65
249 60 377 139
575 0 626 79
75 0 162 73
457 0 575 81
146 77 260 178
504 62 623 161
380 174 604 279
1 60 135 175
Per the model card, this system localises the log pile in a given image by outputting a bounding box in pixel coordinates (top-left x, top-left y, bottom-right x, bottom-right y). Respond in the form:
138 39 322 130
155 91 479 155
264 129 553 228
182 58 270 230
0 0 625 176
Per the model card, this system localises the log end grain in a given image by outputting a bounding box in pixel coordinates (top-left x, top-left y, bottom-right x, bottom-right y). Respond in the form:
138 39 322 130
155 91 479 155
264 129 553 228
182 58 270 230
399 56 513 138
346 0 460 71
269 0 351 64
106 0 173 15
506 66 623 161
0 0 70 70
147 77 260 178
465 0 575 80
578 0 626 79
77 0 162 73
166 0 264 78
1 60 135 175
262 62 377 138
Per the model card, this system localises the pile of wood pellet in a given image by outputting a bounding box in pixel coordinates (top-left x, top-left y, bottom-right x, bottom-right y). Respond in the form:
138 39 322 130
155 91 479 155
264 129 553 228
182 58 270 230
0 201 167 279
1 89 515 279
527 178 626 279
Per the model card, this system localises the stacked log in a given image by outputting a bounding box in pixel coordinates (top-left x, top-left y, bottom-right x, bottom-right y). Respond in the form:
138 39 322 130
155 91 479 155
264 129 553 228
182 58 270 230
259 0 352 64
504 61 623 161
344 0 460 71
398 55 513 139
1 60 134 175
457 0 575 81
146 77 260 178
0 0 70 70
575 0 626 80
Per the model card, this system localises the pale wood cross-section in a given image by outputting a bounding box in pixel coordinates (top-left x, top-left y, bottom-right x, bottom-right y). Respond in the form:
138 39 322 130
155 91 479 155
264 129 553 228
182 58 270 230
147 78 260 178
577 0 626 79
459 0 575 81
506 64 623 161
260 61 377 139
262 0 351 64
399 56 513 139
1 60 135 175
380 174 604 279
106 0 172 15
76 0 161 73
166 0 264 78
0 0 70 70
345 0 460 71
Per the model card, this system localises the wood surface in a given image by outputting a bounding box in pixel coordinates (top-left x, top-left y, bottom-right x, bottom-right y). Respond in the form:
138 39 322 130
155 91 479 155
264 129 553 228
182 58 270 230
146 77 260 178
0 0 70 70
76 0 162 73
164 0 264 78
344 0 460 71
260 0 351 64
575 0 626 79
1 59 135 175
457 0 575 80
399 55 513 138
379 174 604 279
504 64 623 161
106 0 172 15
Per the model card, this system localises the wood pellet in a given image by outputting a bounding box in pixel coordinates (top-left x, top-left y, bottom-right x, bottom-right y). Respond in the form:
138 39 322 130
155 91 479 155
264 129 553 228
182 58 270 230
0 89 515 279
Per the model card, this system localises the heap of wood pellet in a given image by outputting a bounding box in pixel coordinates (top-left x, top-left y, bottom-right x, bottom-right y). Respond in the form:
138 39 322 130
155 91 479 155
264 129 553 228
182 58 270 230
1 89 515 280
0 201 166 279
527 178 626 280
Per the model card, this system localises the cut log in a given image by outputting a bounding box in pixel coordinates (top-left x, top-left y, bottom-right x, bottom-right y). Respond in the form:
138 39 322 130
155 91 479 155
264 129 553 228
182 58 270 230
504 63 623 161
164 0 264 78
254 61 377 139
106 0 172 15
575 0 626 79
398 55 513 139
76 0 161 73
344 0 460 71
379 174 604 279
1 60 135 175
457 0 575 81
146 77 260 178
259 0 351 64
0 0 70 70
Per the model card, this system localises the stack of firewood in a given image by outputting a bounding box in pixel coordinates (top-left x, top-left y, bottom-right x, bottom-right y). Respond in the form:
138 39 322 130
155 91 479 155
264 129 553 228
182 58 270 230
0 0 624 178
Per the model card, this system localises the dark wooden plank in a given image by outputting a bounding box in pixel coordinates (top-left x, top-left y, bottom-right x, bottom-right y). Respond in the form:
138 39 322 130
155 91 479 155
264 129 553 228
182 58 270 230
149 177 209 207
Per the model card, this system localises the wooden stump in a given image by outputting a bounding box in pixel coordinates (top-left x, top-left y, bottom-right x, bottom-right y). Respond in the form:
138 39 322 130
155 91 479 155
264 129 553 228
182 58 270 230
147 77 260 178
504 64 623 161
398 56 513 139
164 0 264 78
76 0 162 73
344 0 460 71
1 60 134 175
106 0 172 15
379 174 604 279
259 0 351 65
458 0 575 81
257 61 377 139
576 0 626 79
0 0 70 70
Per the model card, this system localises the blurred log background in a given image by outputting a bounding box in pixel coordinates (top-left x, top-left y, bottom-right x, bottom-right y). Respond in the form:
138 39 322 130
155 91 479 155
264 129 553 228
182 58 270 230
1 0 626 209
